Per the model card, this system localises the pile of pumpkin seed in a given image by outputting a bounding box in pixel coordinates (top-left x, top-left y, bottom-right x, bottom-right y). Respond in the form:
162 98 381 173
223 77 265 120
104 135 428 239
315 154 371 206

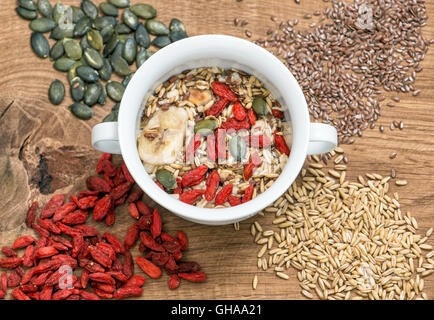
16 0 188 121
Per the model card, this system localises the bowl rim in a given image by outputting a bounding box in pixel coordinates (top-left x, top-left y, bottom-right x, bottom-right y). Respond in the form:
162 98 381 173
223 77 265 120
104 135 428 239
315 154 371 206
118 34 310 225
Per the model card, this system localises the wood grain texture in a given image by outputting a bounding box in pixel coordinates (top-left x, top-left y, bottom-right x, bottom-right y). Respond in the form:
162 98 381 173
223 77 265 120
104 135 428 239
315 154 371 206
0 0 434 300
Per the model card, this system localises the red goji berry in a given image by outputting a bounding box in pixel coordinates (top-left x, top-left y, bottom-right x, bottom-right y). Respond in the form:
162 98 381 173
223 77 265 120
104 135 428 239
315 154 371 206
41 194 65 219
161 232 176 242
205 98 229 117
53 202 77 222
106 271 128 282
56 222 83 237
12 287 31 300
93 195 113 221
135 257 162 279
96 242 116 261
215 183 233 205
31 223 50 238
150 251 170 266
241 184 254 203
135 201 151 215
127 186 144 203
35 246 58 259
79 259 105 273
185 133 201 163
103 233 125 255
247 109 257 126
26 201 38 228
243 152 262 181
181 165 208 188
207 134 216 162
124 225 139 249
178 261 201 273
232 101 247 121
78 190 99 199
113 167 126 186
123 250 134 279
179 189 205 205
37 218 61 234
123 275 146 288
161 240 181 254
1 246 17 257
150 209 162 239
173 178 183 194
127 203 140 220
113 193 127 206
211 81 238 102
273 131 291 156
104 173 114 188
12 235 36 249
89 246 112 269
228 195 242 206
101 159 116 177
95 283 116 293
272 109 285 119
7 269 22 287
79 289 100 300
81 269 89 289
168 274 180 289
86 176 111 193
77 196 98 210
220 117 250 131
114 286 143 299
205 170 220 201
140 232 165 252
61 210 88 225
93 287 113 299
88 273 115 285
121 161 135 183
96 153 112 174
1 271 8 293
72 235 84 258
110 181 133 200
177 231 188 251
178 271 206 282
74 225 99 237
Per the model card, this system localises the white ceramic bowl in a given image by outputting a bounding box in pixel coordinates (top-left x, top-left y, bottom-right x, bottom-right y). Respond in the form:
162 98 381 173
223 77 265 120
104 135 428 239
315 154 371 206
91 35 337 225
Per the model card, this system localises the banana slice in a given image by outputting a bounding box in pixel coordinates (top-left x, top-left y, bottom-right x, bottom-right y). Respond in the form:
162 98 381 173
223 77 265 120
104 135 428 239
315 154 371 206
138 106 188 166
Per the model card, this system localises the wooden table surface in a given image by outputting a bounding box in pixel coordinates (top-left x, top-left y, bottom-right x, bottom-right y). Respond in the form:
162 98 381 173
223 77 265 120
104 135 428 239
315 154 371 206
1 0 434 300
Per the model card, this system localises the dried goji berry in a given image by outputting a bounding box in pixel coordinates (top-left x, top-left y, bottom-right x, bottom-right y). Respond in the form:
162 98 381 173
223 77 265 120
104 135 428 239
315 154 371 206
97 242 116 261
86 176 111 193
150 209 162 238
106 271 128 282
178 261 201 273
127 186 144 203
121 161 135 183
37 218 61 234
93 195 113 221
35 246 58 259
38 285 53 300
113 167 126 186
52 288 73 300
135 257 162 279
61 210 88 225
124 225 139 249
228 195 242 206
243 152 262 181
140 232 165 252
220 117 250 131
185 132 201 163
272 109 285 119
7 269 22 287
72 235 84 258
114 286 143 299
26 201 38 228
95 283 116 293
215 183 233 205
205 170 220 201
127 203 140 220
31 271 52 287
241 184 254 203
273 131 291 156
1 271 7 293
179 189 205 205
110 258 123 273
1 246 17 257
89 246 112 269
205 97 229 117
150 251 170 266
78 190 99 199
173 178 183 195
181 165 208 188
31 223 50 238
104 175 114 191
88 273 115 285
70 194 80 206
103 233 125 255
135 215 152 230
162 240 181 253
123 275 146 288
93 287 113 299
207 134 216 162
101 159 116 177
74 225 99 237
122 250 134 279
177 231 188 251
20 284 38 293
56 222 83 237
81 269 89 289
12 235 36 249
105 205 116 227
12 287 31 300
247 108 257 126
164 256 178 273
77 196 98 210
173 251 183 261
23 245 34 267
53 202 77 222
211 81 238 102
168 274 180 290
79 289 100 300
79 259 105 273
135 201 151 215
110 181 133 200
96 153 112 174
41 194 65 219
232 101 247 121
178 271 206 282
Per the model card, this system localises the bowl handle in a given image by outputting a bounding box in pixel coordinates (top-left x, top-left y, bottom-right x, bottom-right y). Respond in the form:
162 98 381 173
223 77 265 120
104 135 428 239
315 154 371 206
91 122 122 154
307 123 338 155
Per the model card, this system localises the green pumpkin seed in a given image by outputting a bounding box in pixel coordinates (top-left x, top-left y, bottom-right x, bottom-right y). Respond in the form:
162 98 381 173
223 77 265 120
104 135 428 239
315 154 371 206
52 3 65 24
70 77 85 102
170 31 188 43
99 3 119 17
30 18 57 33
87 29 103 50
156 169 177 190
37 0 52 18
135 23 150 49
146 50 155 58
103 109 118 122
145 19 169 36
84 82 102 106
109 0 130 8
99 58 113 81
135 47 147 69
50 40 64 60
122 10 138 30
106 81 125 102
68 61 84 84
30 32 49 58
48 79 65 105
81 0 97 19
84 47 104 69
50 24 74 40
80 35 90 50
110 54 130 77
98 84 107 105
151 36 171 48
18 0 37 11
130 3 156 19
252 97 268 116
16 7 38 20
169 18 186 33
229 135 247 161
112 41 124 57
53 57 76 72
194 119 217 136
69 103 93 120
118 34 132 43
63 38 82 60
114 23 132 34
73 16 91 37
71 6 85 23
103 33 118 57
76 65 99 82
100 25 114 43
122 73 134 87
123 37 137 65
93 16 117 30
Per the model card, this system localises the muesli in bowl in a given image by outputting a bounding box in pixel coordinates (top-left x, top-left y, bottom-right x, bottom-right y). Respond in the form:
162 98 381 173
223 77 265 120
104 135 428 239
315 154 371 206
137 66 292 208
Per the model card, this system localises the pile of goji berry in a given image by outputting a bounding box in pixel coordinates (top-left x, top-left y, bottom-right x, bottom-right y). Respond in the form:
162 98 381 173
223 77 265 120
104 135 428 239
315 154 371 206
0 153 205 300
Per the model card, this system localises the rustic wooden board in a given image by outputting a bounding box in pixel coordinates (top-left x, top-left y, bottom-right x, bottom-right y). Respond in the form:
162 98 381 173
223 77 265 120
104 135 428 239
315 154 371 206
0 0 434 300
